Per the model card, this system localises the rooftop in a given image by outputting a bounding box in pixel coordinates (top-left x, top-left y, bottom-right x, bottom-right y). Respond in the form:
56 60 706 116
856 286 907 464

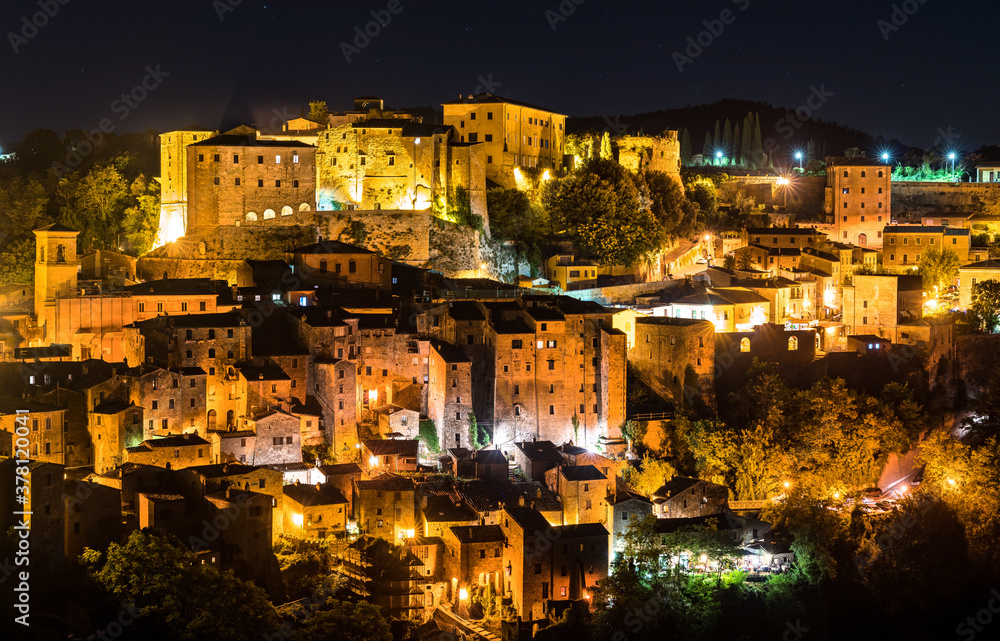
448 524 505 544
283 482 349 507
355 472 415 492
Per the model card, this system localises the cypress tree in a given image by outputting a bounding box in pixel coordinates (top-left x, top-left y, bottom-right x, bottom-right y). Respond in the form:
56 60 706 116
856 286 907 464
680 128 692 165
751 113 764 169
741 113 754 166
732 123 741 167
722 118 733 165
702 132 713 163
713 120 721 155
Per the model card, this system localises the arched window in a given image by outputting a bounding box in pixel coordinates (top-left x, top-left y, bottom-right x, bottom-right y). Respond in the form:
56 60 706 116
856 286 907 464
281 206 293 216
207 409 217 430
373 202 381 210
299 202 310 212
263 209 275 219
857 233 868 247
788 336 799 351
843 170 848 178
740 337 750 353
55 245 65 263
246 212 257 221
861 171 867 178
878 171 884 178
226 410 234 428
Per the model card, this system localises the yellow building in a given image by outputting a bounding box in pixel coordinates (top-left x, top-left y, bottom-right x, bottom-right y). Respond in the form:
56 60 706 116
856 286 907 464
826 155 891 247
442 94 566 188
543 254 599 291
668 287 770 332
882 225 971 269
958 259 1000 309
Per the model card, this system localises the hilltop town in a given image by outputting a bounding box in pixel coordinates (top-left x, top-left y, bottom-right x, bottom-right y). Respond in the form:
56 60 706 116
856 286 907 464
4 94 1000 641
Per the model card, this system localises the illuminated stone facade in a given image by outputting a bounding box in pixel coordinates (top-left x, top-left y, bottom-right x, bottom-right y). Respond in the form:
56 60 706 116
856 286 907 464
186 127 316 231
883 225 971 269
442 94 567 189
616 132 682 185
314 120 485 220
826 156 891 247
156 129 217 245
630 317 716 407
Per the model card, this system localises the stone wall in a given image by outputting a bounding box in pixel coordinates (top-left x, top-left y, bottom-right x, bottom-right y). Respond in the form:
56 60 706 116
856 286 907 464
717 175 826 212
891 182 1000 222
564 279 680 306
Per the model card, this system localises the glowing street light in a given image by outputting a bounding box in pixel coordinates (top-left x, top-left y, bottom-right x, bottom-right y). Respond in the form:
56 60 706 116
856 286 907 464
783 481 791 489
881 152 889 162
459 588 469 601
368 455 379 468
948 152 957 181
715 150 723 166
794 151 803 170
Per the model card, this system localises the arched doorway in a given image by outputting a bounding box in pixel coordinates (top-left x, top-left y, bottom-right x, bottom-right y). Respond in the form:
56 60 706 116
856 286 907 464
207 409 217 431
226 410 234 429
857 233 868 247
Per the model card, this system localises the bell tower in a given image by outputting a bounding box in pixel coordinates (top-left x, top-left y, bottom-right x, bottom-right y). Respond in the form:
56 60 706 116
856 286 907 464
33 223 80 328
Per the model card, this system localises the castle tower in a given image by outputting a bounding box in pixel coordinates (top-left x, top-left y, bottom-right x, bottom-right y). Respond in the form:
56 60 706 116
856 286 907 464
33 223 80 330
155 129 216 245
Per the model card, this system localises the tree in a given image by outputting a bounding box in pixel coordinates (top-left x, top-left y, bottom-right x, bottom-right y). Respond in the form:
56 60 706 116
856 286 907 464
307 100 329 125
685 179 718 218
58 160 131 250
542 162 662 266
0 175 50 244
418 419 440 454
750 113 763 169
962 362 1000 441
469 411 487 449
121 174 160 255
82 529 279 641
0 237 34 286
680 128 692 165
645 171 694 239
970 279 1000 333
702 132 712 161
731 123 741 167
294 599 391 641
919 247 962 291
740 113 754 166
599 132 613 160
712 120 721 156
620 453 676 496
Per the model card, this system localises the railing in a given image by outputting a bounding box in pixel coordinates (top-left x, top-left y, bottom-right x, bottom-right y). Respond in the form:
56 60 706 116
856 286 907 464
628 412 674 421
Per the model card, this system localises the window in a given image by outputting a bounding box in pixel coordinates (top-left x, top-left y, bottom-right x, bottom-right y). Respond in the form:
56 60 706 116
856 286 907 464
275 180 281 187
788 336 799 350
213 177 220 185
258 179 264 187
548 360 555 370
485 134 493 142
740 337 750 352
257 155 263 164
213 154 220 162
349 260 356 273
511 339 522 349
275 155 281 164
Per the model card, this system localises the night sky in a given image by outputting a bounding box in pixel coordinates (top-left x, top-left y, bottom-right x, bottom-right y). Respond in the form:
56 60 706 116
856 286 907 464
1 0 994 149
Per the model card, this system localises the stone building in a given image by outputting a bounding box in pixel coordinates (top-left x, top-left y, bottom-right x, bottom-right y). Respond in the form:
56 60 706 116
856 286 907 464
420 494 478 538
0 397 67 466
91 400 144 473
123 433 211 471
123 311 252 431
0 459 66 572
513 440 564 482
354 472 418 542
427 340 473 452
157 128 218 244
441 93 567 188
443 524 505 597
186 126 316 232
741 227 828 250
615 132 682 185
119 364 208 440
650 477 729 519
826 155 891 247
247 409 302 466
630 317 715 407
883 225 972 269
287 241 392 291
282 481 349 538
314 119 485 218
63 479 121 562
604 491 653 556
842 274 923 339
363 439 419 473
544 464 610 525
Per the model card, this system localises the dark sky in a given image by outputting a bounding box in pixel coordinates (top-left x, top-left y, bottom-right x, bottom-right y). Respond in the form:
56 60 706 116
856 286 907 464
1 0 994 150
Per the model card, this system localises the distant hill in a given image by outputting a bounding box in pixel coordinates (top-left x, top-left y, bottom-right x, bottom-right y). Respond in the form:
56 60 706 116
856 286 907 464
568 98 910 165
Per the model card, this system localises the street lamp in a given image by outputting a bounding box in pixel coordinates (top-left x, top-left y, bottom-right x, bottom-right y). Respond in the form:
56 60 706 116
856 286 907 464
948 152 957 181
881 152 889 162
716 150 723 166
794 152 803 170
412 138 421 209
